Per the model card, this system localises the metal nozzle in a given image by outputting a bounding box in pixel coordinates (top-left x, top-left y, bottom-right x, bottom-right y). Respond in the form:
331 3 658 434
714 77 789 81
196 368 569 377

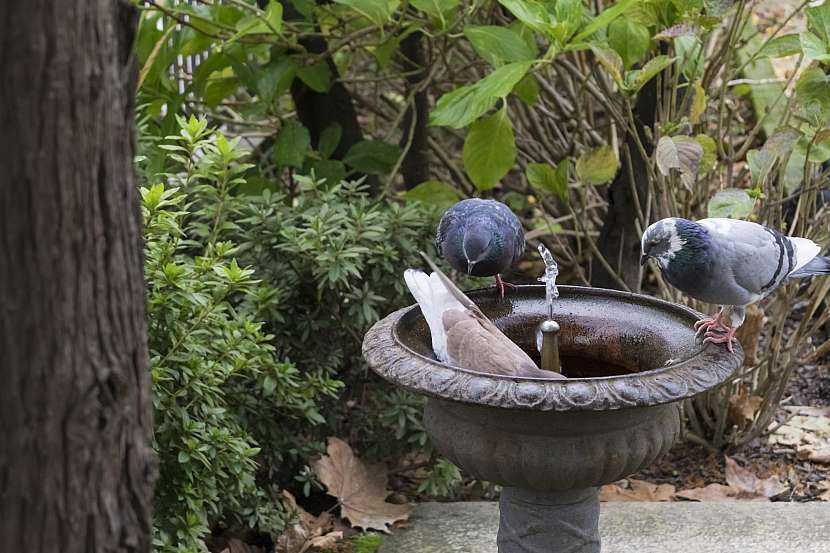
538 319 562 375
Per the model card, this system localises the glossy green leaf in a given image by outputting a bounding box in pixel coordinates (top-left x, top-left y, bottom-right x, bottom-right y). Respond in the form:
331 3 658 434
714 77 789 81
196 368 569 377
203 75 239 108
497 0 555 35
344 140 402 174
627 55 675 93
796 68 830 122
463 108 516 190
800 32 830 61
574 0 639 42
592 46 624 86
297 62 332 93
758 33 802 58
274 121 311 168
513 74 540 105
410 0 459 20
747 148 776 187
807 2 830 43
527 161 569 202
402 180 461 208
707 188 755 219
429 62 532 128
310 159 347 185
575 145 619 185
257 58 297 104
232 0 283 39
689 81 706 123
333 0 399 26
608 19 651 69
695 134 717 175
464 25 537 67
319 123 342 160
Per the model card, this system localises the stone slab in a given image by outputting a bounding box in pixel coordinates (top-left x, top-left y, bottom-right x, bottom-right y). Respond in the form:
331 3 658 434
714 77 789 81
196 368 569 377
379 501 830 553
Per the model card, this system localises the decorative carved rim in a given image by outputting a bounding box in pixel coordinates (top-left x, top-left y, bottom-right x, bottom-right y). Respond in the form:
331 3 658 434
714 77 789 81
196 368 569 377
362 286 743 411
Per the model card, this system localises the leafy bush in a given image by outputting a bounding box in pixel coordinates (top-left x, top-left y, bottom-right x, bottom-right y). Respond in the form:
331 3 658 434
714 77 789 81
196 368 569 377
141 115 443 550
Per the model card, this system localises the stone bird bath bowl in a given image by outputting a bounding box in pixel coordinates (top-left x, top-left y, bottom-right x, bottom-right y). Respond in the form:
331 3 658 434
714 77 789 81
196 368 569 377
363 285 743 553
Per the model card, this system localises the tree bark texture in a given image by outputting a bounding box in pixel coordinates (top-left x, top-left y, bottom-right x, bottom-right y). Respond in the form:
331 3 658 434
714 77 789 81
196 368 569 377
591 78 658 292
0 2 155 552
398 32 431 190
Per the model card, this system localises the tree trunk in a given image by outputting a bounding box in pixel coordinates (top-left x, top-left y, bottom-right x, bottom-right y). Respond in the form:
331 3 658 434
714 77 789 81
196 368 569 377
591 78 658 292
0 2 155 552
399 32 431 190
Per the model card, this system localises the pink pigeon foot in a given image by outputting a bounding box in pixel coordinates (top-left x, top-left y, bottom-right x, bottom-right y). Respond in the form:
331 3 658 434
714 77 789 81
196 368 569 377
702 326 738 353
694 310 726 339
494 274 517 299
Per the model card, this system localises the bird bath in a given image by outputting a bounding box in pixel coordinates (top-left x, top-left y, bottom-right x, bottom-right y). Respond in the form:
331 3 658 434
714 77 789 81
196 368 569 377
362 285 743 553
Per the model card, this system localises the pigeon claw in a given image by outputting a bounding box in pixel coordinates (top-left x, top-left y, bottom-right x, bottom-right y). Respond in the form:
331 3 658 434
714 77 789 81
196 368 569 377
702 327 738 353
694 312 726 339
494 274 517 299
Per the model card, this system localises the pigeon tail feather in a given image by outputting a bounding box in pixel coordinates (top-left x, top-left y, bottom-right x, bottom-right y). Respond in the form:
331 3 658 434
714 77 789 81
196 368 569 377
790 255 830 278
404 269 464 362
788 236 822 274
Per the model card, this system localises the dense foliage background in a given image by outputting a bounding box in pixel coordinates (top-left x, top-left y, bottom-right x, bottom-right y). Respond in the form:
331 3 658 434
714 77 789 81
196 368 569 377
134 0 830 550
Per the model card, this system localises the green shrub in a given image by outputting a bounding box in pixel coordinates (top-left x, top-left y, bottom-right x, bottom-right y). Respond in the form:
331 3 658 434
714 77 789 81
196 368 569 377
141 115 447 551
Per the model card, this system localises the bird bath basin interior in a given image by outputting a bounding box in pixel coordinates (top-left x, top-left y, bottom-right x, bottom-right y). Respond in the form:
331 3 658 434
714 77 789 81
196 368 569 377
363 285 743 553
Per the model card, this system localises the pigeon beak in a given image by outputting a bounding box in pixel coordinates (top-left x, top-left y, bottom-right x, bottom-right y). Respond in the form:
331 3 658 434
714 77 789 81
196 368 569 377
640 254 648 266
467 259 477 274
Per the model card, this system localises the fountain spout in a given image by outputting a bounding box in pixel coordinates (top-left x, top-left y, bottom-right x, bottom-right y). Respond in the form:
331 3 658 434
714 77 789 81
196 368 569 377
537 244 562 375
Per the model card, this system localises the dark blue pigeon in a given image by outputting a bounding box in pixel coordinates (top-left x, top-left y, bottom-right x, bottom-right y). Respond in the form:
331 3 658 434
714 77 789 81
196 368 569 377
436 198 525 297
641 217 830 352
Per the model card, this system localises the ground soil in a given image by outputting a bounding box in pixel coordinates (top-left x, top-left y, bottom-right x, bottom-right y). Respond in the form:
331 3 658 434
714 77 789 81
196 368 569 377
633 360 830 500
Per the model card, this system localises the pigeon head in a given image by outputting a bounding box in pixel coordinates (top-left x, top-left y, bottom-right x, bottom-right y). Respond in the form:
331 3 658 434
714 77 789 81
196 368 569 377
462 222 501 276
641 218 708 269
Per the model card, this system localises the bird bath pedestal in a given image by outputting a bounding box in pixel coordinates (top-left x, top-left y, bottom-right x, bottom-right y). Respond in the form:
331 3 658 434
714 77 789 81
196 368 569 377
363 286 743 553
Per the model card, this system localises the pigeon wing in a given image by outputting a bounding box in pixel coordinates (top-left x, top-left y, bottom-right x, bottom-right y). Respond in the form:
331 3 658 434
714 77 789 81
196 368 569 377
442 309 558 378
699 218 815 300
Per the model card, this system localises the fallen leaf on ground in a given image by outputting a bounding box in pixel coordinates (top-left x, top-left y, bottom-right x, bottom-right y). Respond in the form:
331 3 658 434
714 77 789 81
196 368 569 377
599 479 675 501
312 437 413 532
674 483 759 502
725 456 788 498
783 405 830 417
818 480 830 501
768 412 830 449
675 456 788 501
797 439 830 464
276 490 340 553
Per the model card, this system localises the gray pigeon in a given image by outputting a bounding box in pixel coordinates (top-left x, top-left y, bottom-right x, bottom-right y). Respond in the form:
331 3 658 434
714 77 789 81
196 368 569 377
436 198 525 298
404 254 563 379
641 217 830 351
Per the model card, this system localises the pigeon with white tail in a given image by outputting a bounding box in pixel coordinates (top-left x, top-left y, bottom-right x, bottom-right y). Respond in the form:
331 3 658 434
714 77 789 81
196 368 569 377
640 217 830 352
404 254 564 379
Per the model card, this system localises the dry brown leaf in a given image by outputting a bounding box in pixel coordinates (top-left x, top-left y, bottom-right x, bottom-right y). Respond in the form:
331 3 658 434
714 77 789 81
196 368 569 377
312 437 413 532
797 439 830 464
599 479 675 502
276 490 341 553
727 389 763 426
769 413 830 448
725 456 788 498
675 483 749 502
307 531 343 551
783 406 830 417
818 480 830 501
